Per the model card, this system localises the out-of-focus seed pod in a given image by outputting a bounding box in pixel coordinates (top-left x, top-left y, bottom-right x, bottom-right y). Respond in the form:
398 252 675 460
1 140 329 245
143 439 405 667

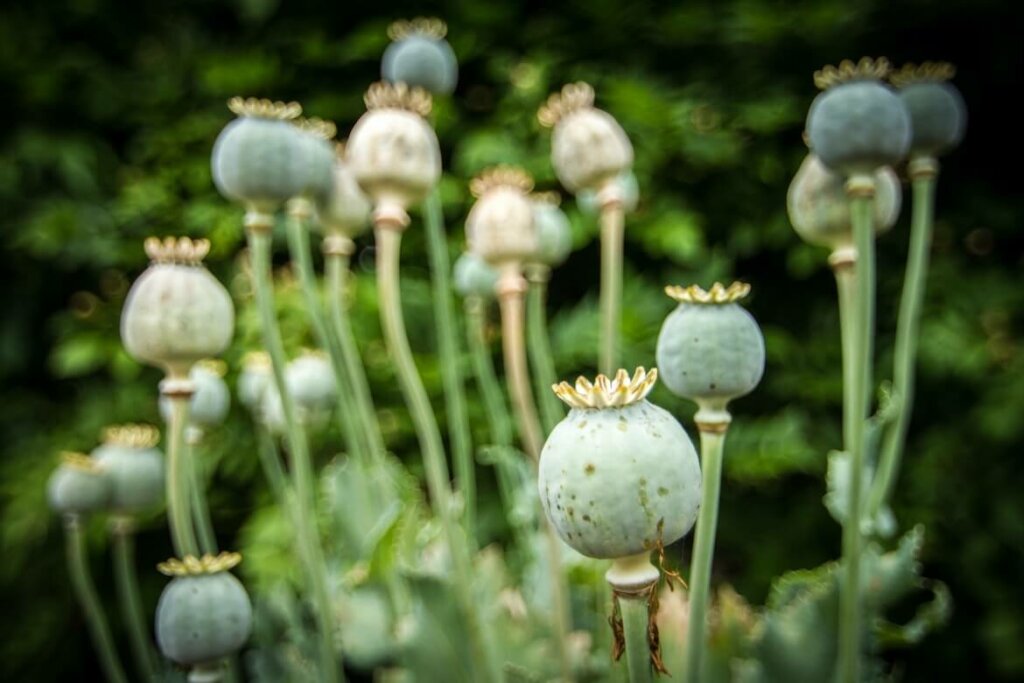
538 368 701 559
891 62 967 159
538 82 633 194
453 251 499 299
320 151 372 239
160 361 231 431
237 352 272 413
382 17 458 95
285 351 337 414
292 117 338 206
91 425 164 513
656 283 765 405
465 167 537 269
806 58 911 176
530 193 573 268
47 452 111 516
577 171 639 217
787 155 902 251
120 237 234 380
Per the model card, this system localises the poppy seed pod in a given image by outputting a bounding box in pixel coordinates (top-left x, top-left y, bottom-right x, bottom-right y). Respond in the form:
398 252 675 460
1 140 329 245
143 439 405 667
237 352 272 412
285 351 337 414
538 368 702 559
211 98 306 213
382 18 458 95
538 82 634 194
292 118 338 206
121 237 234 380
577 171 639 217
453 251 499 299
530 193 573 268
159 360 231 430
155 552 253 669
47 452 111 516
656 283 765 404
465 167 537 268
321 153 373 239
346 82 441 221
892 62 967 159
787 154 902 251
90 425 164 513
806 58 911 176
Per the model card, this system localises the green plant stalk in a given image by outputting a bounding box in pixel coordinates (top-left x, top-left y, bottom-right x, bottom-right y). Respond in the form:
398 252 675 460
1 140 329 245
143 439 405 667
186 436 218 555
247 223 341 683
599 202 625 375
620 595 653 683
286 205 368 465
111 520 157 681
525 268 564 434
684 424 727 683
423 191 476 537
867 169 937 519
65 516 129 683
165 395 198 558
374 225 501 682
838 187 877 683
464 297 515 447
255 422 289 505
834 263 857 450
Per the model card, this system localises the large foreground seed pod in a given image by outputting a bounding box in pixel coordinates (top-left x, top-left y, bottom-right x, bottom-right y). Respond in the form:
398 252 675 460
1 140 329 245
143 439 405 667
892 62 967 159
155 552 252 669
538 368 701 559
159 361 231 431
656 283 765 403
237 352 272 413
466 167 537 268
346 82 441 219
453 251 499 299
91 425 164 513
211 98 305 213
321 153 372 239
121 237 234 379
577 171 640 217
787 154 902 250
530 193 573 268
382 17 458 95
47 452 111 516
293 117 338 206
538 82 634 194
806 58 911 176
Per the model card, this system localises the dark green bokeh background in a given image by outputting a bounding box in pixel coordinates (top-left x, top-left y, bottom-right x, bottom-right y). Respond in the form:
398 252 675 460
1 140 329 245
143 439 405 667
1 0 1021 680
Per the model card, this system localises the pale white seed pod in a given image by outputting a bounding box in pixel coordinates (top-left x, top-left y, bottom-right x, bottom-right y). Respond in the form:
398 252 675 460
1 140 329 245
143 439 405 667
121 237 234 379
465 167 537 268
159 361 231 430
530 195 573 268
237 352 272 412
320 155 372 238
285 352 337 413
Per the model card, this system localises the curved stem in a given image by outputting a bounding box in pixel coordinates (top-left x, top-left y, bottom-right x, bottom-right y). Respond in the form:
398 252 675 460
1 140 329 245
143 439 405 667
464 297 514 447
620 596 653 683
65 516 129 683
599 202 625 375
247 221 341 683
526 270 564 434
374 224 501 682
186 436 218 555
497 275 545 461
867 169 936 519
111 520 157 681
164 395 198 557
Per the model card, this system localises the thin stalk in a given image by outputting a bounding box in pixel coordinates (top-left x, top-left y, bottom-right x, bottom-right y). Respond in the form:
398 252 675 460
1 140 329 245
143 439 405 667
255 423 289 505
833 261 857 450
620 596 653 683
525 268 565 434
599 202 625 375
374 224 501 682
65 516 129 683
165 395 198 557
496 275 545 460
186 436 218 555
423 191 476 536
867 166 937 519
464 297 514 447
247 221 340 683
111 519 157 681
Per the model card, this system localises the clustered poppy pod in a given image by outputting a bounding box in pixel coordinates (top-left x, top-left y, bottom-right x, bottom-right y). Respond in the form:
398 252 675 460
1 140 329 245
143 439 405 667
291 117 338 206
530 193 573 269
382 17 458 95
891 62 967 160
284 351 338 415
452 251 499 300
319 149 372 241
159 361 231 433
236 351 272 413
466 166 538 272
47 452 111 517
90 424 164 514
577 171 640 217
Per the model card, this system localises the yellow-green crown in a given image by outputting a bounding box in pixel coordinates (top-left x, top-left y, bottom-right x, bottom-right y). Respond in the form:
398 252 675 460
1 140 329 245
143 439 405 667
102 424 160 449
59 451 103 473
553 367 658 409
144 236 210 265
242 351 271 369
195 359 227 377
813 57 891 90
469 166 535 197
890 61 956 88
227 97 302 120
157 552 242 576
664 281 750 304
531 191 562 207
537 82 595 128
294 117 337 140
364 81 432 117
387 17 448 41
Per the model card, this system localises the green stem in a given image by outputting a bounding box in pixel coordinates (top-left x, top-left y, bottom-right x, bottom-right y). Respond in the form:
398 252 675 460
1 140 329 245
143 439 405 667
620 596 653 683
247 220 341 683
423 191 476 537
111 520 157 681
526 268 565 434
497 275 545 460
255 423 289 505
165 395 198 557
599 202 625 375
867 167 937 519
186 435 218 555
65 516 129 683
374 224 501 682
464 297 515 447
834 262 857 451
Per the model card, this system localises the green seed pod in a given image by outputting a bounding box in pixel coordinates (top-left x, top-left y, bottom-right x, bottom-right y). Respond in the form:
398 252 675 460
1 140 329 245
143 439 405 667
292 118 337 206
286 351 337 414
211 98 306 213
538 82 634 193
320 155 372 239
806 58 911 176
259 384 286 436
47 452 111 516
121 237 234 379
531 194 573 268
577 170 639 217
90 425 164 513
892 62 967 158
155 552 252 667
453 251 499 299
160 360 231 430
538 368 701 559
237 352 272 413
787 154 901 250
382 18 458 95
656 283 765 404
465 167 537 268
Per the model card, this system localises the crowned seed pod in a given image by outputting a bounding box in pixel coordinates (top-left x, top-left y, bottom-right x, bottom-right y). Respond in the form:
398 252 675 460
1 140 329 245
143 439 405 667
321 153 373 238
292 118 338 206
258 384 286 436
211 97 305 213
90 425 164 513
285 351 337 414
382 17 458 95
237 352 272 412
538 82 634 194
530 194 573 268
538 368 701 559
892 62 967 159
577 171 640 217
155 552 253 669
346 82 441 219
453 251 499 299
787 155 902 250
656 283 765 405
806 58 911 176
160 360 231 431
465 167 537 268
121 237 234 379
47 452 111 516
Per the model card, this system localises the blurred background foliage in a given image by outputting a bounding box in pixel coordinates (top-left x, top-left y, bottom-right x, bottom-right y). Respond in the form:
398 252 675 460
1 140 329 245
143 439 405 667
1 0 1021 680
